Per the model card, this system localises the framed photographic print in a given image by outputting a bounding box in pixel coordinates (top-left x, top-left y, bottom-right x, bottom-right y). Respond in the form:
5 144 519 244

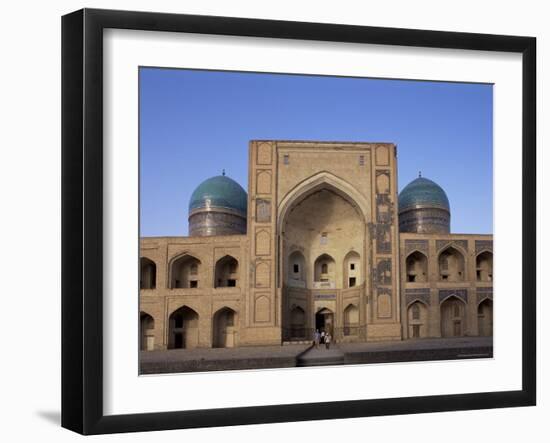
61 8 536 435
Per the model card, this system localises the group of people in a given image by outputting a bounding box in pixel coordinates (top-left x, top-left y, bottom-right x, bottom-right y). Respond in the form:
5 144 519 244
313 329 332 349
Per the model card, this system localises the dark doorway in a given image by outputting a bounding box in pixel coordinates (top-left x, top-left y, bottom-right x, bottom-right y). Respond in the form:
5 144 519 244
315 308 334 335
174 332 183 349
168 306 199 349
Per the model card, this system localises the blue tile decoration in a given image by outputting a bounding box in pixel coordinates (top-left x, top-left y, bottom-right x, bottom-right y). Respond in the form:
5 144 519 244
398 177 450 213
475 240 493 254
189 175 248 215
439 289 468 304
405 288 431 306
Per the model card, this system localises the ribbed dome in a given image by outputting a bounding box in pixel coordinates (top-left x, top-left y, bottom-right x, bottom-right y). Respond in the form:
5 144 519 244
189 175 248 216
398 177 450 214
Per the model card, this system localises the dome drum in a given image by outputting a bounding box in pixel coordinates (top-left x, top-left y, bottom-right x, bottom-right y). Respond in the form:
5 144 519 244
189 211 247 237
399 207 450 234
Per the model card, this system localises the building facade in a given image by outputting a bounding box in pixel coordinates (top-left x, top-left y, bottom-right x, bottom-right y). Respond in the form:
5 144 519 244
139 141 493 351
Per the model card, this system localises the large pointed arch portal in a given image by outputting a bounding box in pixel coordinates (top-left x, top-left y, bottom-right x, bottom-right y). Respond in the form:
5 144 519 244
279 172 371 343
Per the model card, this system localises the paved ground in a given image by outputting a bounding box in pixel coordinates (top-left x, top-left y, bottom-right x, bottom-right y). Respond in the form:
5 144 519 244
140 336 493 374
140 344 310 374
141 344 309 363
340 336 493 353
297 345 345 367
340 336 493 365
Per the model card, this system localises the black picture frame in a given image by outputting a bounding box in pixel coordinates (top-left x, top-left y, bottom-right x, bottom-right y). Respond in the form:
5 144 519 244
61 8 536 435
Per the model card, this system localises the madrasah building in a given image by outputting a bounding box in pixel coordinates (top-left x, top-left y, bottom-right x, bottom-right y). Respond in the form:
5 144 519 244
139 141 493 351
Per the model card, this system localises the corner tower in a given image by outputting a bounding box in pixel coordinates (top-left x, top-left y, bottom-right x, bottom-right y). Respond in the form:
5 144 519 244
188 173 248 236
398 174 450 234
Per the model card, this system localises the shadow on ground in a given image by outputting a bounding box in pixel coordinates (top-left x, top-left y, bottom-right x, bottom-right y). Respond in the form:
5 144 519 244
36 410 61 426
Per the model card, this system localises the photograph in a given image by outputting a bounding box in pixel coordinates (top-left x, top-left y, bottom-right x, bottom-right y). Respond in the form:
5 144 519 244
138 67 494 374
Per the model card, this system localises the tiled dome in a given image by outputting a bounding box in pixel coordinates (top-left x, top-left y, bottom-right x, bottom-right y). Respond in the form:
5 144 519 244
398 177 450 214
189 175 248 216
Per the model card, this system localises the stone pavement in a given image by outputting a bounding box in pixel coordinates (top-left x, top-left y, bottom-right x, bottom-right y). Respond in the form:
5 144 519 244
297 345 345 367
340 336 493 365
140 344 310 374
140 336 493 374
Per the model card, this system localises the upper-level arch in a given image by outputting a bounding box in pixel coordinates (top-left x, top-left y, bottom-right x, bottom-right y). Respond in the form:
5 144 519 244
343 250 361 288
476 251 493 282
140 257 157 289
405 250 428 283
438 246 465 282
169 253 202 289
314 253 336 286
214 255 239 288
287 250 306 287
277 171 371 233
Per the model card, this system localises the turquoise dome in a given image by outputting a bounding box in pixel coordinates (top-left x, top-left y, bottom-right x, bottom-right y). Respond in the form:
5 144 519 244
189 175 248 215
398 177 450 213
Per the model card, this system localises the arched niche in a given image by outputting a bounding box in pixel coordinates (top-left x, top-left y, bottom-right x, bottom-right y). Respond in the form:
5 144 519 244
406 251 428 283
170 254 201 289
476 251 493 282
140 312 155 351
440 296 466 337
376 172 390 194
438 247 465 282
314 254 336 288
343 251 361 288
213 307 238 348
168 306 199 349
287 251 306 287
290 306 306 339
478 298 493 336
140 257 156 289
214 255 239 288
407 301 428 338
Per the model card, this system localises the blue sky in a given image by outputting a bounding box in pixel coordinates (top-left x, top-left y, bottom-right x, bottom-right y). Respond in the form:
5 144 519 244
140 68 493 237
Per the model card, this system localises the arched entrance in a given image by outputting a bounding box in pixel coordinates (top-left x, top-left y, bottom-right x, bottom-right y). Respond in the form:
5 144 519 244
478 299 493 336
168 306 199 349
440 296 466 337
278 173 369 345
213 307 237 348
315 308 334 336
140 312 155 351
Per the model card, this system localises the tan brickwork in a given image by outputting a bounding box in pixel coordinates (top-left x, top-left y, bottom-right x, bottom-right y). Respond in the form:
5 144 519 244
139 140 492 350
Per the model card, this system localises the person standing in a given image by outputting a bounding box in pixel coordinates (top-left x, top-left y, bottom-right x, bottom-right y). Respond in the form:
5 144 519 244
325 332 332 350
313 329 320 349
320 330 326 346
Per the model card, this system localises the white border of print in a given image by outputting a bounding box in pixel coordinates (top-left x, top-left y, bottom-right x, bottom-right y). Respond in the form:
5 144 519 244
103 29 522 415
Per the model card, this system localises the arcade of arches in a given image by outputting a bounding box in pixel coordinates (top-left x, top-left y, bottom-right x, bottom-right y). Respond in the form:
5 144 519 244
402 239 493 340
